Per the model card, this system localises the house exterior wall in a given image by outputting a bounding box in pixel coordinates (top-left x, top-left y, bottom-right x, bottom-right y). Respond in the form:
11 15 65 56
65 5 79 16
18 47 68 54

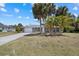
0 28 3 32
24 25 61 33
24 25 40 33
2 28 16 32
24 27 32 33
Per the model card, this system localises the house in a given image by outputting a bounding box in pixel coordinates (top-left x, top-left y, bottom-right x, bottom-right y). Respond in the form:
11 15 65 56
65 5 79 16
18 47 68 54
24 25 61 33
0 23 6 32
24 25 40 33
0 27 3 32
7 25 16 32
0 23 16 32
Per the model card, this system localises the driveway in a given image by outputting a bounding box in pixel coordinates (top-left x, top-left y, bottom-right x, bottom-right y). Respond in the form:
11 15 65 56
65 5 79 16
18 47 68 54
0 33 30 46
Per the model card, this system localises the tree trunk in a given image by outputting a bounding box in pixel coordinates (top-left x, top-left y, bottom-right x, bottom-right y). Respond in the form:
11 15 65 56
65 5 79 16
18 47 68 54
42 25 45 33
42 19 45 34
49 26 52 36
39 19 42 34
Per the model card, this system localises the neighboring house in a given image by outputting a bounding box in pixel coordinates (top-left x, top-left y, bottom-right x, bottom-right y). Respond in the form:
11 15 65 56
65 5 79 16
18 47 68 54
0 23 6 32
7 25 16 32
0 23 16 32
0 27 3 32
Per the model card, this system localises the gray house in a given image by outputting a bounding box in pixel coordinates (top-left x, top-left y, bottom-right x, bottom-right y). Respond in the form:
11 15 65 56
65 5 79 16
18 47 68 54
24 25 61 33
0 23 16 32
24 25 40 33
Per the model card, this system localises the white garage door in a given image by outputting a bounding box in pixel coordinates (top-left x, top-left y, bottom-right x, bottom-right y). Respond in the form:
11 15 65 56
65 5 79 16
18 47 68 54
24 28 32 33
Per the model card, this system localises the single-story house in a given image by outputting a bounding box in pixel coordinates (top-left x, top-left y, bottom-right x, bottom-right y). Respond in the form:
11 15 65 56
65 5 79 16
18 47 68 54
24 25 40 33
24 25 62 33
0 23 16 32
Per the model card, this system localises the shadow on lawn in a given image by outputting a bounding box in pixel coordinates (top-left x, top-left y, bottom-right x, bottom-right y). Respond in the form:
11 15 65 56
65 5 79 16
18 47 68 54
24 32 70 38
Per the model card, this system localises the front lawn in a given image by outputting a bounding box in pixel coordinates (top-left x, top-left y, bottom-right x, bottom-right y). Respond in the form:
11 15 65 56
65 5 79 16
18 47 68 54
0 32 17 37
0 33 79 56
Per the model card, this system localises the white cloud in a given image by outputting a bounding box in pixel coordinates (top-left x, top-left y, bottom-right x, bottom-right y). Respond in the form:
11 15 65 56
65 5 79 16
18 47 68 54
74 13 78 17
73 6 78 11
18 16 22 18
30 10 32 13
0 3 5 8
33 19 38 21
14 8 20 13
23 3 26 6
25 16 30 19
0 8 7 12
2 14 13 16
0 3 7 12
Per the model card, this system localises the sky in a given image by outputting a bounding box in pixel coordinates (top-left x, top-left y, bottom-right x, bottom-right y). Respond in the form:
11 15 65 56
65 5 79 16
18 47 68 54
0 3 79 26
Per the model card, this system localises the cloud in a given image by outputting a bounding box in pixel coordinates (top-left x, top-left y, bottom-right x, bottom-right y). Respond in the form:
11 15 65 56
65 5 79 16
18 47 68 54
14 8 20 13
18 16 22 18
73 13 78 17
33 19 38 21
0 8 7 12
0 3 7 12
23 3 26 6
25 16 30 19
30 10 32 13
73 6 78 11
0 3 5 8
2 14 13 16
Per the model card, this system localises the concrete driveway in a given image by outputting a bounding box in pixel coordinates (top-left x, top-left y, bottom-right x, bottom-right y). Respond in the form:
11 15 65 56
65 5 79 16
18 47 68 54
0 33 30 46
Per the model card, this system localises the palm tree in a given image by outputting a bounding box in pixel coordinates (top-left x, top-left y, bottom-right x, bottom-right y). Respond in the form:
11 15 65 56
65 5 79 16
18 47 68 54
45 16 62 35
32 3 56 34
55 6 71 32
74 16 79 32
45 16 54 35
41 3 56 33
56 6 68 16
32 3 43 34
55 15 75 32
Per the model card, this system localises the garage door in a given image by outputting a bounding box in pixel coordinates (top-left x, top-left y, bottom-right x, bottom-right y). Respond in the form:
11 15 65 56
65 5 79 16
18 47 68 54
24 28 32 33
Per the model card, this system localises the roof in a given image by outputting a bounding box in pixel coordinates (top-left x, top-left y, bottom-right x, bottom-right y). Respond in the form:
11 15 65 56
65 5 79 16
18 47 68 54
0 23 15 29
24 25 40 28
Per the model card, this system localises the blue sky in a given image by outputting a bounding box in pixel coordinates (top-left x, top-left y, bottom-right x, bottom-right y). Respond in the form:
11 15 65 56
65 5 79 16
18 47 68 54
0 3 79 26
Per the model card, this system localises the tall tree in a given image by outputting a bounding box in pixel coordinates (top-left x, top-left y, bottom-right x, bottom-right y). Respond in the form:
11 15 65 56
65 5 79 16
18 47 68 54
75 16 79 32
41 3 56 33
45 16 54 35
56 6 68 16
55 6 72 32
32 3 56 34
32 3 43 33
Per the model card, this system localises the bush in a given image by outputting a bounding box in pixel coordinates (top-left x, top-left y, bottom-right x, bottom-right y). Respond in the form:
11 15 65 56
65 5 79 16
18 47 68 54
16 26 21 33
64 26 75 33
15 23 24 33
0 30 2 32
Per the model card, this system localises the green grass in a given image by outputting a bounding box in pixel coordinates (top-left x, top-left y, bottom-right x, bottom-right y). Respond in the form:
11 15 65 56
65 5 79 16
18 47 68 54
0 33 79 56
0 32 17 37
